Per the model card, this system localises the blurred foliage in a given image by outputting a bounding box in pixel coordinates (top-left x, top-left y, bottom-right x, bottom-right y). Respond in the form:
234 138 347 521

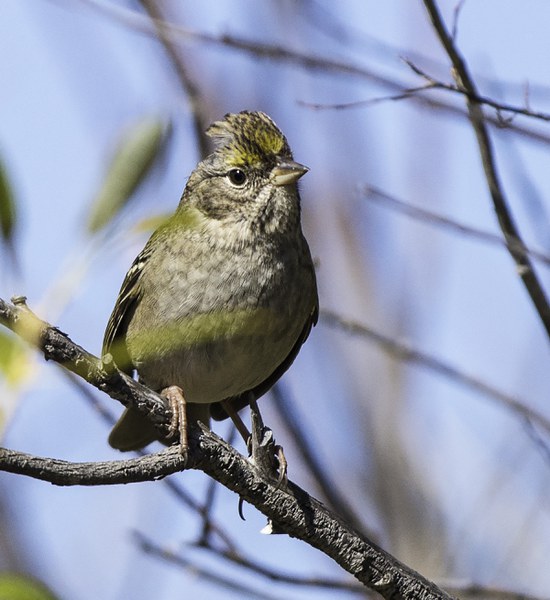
0 331 31 388
0 157 16 251
132 211 171 235
0 573 58 600
87 117 170 233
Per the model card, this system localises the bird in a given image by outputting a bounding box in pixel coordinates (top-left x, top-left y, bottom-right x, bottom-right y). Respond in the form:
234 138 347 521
102 110 318 454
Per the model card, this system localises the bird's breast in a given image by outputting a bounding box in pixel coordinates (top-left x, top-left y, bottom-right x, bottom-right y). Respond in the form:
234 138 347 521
126 226 314 402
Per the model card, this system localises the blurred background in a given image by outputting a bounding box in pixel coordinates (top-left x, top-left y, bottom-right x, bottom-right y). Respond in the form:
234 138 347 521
1 1 550 598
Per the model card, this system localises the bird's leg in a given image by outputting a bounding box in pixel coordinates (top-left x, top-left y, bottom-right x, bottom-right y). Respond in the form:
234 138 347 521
221 399 250 442
248 394 287 486
162 385 187 455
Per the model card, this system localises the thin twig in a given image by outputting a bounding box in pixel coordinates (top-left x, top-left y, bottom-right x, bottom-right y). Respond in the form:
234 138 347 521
72 0 550 147
522 418 550 467
450 0 466 42
321 310 550 437
442 580 547 600
361 184 550 268
271 383 375 539
139 532 368 595
135 531 284 600
138 0 210 158
298 84 437 111
300 60 550 125
402 58 550 123
198 425 237 546
422 0 550 341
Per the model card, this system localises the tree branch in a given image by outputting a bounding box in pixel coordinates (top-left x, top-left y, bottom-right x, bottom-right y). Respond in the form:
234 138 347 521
0 446 185 485
422 0 550 342
77 0 550 148
321 309 550 438
271 383 373 538
0 295 173 437
0 295 454 599
402 58 550 124
0 430 454 599
138 0 211 159
361 184 550 268
137 531 368 595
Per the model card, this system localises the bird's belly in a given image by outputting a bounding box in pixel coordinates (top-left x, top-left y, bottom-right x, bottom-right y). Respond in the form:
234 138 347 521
136 330 294 403
130 307 304 403
185 336 288 402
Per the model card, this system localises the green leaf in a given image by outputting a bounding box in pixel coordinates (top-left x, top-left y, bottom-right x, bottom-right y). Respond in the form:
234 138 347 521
87 117 170 233
0 157 16 245
0 573 59 600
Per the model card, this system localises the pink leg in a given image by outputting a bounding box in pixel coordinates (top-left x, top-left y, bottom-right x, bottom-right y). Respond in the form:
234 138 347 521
162 385 187 455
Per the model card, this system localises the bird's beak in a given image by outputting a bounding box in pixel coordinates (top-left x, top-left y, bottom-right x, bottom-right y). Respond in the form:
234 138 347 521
270 160 309 186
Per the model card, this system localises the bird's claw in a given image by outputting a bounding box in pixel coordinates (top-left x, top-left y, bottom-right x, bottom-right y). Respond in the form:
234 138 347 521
162 385 188 457
248 397 287 486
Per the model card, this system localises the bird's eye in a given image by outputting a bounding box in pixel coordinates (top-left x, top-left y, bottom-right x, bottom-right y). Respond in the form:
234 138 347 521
227 169 247 186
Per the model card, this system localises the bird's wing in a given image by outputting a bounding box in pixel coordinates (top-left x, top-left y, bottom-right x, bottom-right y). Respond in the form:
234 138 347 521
102 246 150 373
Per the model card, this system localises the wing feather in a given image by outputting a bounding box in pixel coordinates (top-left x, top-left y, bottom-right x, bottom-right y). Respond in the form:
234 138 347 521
102 247 150 373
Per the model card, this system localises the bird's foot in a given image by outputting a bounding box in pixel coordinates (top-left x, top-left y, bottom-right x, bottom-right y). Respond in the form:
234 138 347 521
162 385 188 456
248 396 287 487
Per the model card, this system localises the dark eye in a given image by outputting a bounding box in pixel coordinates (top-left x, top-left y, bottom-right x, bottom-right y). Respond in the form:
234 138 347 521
227 168 247 186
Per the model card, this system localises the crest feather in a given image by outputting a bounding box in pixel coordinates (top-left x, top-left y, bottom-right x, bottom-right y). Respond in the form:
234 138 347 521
206 111 292 165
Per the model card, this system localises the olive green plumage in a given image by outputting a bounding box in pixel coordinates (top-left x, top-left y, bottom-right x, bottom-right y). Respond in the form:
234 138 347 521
103 111 318 451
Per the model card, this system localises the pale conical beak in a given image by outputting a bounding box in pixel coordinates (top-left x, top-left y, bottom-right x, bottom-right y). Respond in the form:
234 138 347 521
270 160 309 186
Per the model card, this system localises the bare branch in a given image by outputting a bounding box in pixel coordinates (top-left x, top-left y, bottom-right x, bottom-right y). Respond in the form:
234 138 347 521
0 427 454 598
0 295 454 599
361 184 550 268
138 531 370 596
422 0 550 341
271 383 374 539
402 58 550 123
137 0 211 158
76 0 550 147
0 446 185 485
442 581 547 600
321 310 550 438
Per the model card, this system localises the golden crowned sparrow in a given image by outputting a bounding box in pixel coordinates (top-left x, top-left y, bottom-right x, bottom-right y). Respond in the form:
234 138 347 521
103 111 318 452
